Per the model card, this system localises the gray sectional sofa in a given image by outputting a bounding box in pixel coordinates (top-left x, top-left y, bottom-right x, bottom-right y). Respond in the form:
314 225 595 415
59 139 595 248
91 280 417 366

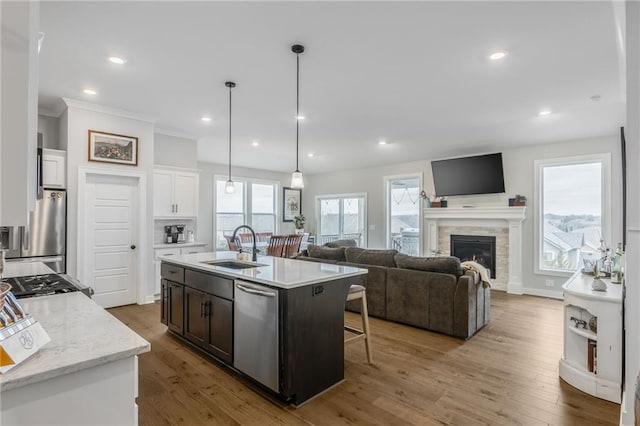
297 244 490 340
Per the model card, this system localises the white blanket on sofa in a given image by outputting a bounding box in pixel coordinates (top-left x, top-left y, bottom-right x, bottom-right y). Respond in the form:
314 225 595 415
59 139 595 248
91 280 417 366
461 261 492 288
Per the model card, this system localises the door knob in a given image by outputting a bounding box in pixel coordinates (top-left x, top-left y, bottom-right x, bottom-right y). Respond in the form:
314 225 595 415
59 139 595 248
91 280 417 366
130 244 136 250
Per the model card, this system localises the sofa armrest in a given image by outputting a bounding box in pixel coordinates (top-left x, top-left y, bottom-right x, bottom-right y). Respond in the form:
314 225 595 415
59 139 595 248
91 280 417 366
453 274 477 340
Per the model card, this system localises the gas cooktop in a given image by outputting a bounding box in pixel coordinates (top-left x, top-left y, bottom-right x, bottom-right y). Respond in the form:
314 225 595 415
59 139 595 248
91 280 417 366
4 274 90 299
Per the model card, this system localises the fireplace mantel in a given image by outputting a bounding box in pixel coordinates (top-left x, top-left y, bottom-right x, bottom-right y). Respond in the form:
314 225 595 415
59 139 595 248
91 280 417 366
424 206 527 294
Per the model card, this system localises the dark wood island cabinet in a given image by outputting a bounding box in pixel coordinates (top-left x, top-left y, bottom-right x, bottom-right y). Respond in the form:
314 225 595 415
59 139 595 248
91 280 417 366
159 252 367 405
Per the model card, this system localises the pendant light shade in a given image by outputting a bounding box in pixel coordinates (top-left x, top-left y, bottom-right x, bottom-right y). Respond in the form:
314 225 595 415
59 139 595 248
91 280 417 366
291 44 305 189
225 81 236 194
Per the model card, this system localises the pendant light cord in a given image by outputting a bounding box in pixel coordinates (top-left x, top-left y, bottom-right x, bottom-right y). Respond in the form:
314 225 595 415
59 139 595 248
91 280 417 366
295 51 300 172
228 84 232 180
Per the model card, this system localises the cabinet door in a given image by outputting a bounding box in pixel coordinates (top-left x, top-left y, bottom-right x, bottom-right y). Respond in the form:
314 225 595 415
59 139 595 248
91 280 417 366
173 172 198 217
153 170 174 217
184 287 207 346
206 296 233 363
168 282 184 334
160 280 168 325
42 150 66 188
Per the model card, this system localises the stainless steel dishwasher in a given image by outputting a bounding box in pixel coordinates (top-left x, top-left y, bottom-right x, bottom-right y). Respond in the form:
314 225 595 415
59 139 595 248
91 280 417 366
233 280 279 392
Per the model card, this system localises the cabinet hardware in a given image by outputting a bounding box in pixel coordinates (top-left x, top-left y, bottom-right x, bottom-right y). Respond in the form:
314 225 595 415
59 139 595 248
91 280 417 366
200 301 205 317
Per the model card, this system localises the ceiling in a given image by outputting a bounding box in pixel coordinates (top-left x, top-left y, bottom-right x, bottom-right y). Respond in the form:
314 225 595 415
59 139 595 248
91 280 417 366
38 1 625 175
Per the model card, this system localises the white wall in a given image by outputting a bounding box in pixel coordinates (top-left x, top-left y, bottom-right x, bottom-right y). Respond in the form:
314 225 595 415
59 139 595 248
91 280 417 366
305 135 623 296
622 1 639 424
62 100 155 301
197 162 294 251
38 114 61 149
154 133 197 169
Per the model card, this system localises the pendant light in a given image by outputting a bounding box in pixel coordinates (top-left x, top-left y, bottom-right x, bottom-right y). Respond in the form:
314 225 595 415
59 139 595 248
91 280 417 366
290 44 305 189
224 81 236 194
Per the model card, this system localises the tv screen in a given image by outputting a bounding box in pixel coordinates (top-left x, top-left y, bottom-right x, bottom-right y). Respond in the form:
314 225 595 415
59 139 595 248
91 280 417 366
431 153 505 197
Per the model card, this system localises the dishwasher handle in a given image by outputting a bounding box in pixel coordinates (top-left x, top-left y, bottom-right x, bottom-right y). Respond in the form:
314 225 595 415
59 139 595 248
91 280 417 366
236 283 276 297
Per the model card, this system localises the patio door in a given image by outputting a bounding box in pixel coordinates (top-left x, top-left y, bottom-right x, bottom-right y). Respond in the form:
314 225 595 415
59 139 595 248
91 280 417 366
385 174 422 256
316 194 366 247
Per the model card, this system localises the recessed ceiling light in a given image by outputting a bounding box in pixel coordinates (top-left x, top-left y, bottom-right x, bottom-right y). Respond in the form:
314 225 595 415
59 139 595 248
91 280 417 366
252 141 259 147
489 50 508 60
108 56 126 65
201 116 212 122
83 89 97 95
589 94 601 102
378 140 387 145
538 110 552 116
296 115 306 120
307 153 314 157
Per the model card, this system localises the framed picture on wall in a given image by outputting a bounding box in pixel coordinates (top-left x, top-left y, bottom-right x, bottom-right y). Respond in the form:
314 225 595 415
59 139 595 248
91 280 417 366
88 130 138 166
283 187 302 222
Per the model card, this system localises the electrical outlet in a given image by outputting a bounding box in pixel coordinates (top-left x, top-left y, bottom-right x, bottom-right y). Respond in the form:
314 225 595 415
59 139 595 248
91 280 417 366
312 284 324 296
545 279 555 287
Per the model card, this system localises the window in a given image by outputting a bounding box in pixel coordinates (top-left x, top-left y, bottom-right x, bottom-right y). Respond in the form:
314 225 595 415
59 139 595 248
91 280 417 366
535 154 610 274
385 174 422 256
316 194 367 247
214 177 278 249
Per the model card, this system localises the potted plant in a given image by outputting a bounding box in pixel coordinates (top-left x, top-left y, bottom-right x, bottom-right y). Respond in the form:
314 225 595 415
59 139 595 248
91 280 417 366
293 214 305 234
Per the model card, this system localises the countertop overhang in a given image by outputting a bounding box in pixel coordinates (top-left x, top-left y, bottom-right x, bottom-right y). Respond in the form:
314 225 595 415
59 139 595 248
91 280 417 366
159 251 368 289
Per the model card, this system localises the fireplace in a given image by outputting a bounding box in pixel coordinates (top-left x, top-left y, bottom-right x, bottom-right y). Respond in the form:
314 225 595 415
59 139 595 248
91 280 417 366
450 235 496 278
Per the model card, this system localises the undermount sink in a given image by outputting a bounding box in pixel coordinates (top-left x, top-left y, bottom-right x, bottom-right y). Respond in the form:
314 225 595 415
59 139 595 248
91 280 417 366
200 260 266 270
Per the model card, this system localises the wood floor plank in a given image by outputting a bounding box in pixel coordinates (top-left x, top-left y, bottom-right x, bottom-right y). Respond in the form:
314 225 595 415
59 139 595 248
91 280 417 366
109 291 620 425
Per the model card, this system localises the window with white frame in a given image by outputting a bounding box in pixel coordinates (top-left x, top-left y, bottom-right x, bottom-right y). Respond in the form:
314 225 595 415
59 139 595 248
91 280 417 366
214 177 278 249
385 174 422 256
536 154 610 274
316 194 367 247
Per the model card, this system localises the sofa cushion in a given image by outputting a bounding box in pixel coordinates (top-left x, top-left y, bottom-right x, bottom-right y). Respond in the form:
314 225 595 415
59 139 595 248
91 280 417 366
323 239 358 248
394 254 463 277
345 247 398 268
307 244 346 262
339 261 387 319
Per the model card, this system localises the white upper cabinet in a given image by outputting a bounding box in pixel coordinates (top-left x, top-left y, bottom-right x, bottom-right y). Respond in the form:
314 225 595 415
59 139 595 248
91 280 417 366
42 149 66 188
153 169 199 218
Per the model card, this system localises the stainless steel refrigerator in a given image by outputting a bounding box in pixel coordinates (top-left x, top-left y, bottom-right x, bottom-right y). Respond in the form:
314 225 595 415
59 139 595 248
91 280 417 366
2 189 66 273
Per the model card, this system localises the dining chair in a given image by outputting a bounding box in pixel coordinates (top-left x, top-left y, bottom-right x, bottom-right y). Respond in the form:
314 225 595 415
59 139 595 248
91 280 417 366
256 232 273 243
283 234 304 258
237 233 254 244
266 235 287 257
224 235 240 251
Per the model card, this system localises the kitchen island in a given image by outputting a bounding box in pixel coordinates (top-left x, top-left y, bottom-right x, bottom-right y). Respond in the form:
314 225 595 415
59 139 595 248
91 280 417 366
0 291 150 425
160 251 368 405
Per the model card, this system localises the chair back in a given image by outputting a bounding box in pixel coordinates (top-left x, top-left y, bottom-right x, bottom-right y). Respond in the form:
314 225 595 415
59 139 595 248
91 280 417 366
283 234 304 258
237 233 254 244
266 235 287 257
224 235 240 251
256 232 273 243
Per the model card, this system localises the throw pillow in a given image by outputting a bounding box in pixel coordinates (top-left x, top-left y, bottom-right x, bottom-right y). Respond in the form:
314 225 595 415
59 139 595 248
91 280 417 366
307 245 347 262
345 247 398 267
394 253 464 277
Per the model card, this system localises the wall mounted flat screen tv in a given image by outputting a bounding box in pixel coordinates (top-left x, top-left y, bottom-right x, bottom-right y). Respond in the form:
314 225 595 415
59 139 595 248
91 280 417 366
431 153 505 197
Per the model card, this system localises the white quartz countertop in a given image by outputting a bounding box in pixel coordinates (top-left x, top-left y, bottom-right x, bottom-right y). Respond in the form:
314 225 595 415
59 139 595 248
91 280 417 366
153 242 207 249
2 261 55 278
160 251 368 289
0 293 150 392
562 271 623 303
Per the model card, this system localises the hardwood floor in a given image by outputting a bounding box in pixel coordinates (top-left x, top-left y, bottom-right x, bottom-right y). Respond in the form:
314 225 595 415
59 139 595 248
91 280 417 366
109 291 620 425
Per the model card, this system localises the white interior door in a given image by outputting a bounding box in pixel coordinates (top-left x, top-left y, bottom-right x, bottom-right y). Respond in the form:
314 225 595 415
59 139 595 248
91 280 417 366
85 174 138 308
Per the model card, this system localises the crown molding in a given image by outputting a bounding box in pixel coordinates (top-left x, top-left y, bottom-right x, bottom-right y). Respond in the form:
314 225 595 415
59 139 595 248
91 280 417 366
154 127 197 141
62 98 157 124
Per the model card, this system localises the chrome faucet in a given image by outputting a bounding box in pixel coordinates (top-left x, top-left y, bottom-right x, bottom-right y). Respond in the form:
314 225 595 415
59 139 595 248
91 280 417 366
231 225 258 262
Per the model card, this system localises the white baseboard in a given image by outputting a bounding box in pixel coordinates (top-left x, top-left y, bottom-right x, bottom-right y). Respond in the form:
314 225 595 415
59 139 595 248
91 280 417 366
144 295 157 304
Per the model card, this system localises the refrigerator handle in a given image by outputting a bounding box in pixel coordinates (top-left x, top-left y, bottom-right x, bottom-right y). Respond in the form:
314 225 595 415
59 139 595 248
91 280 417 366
19 226 29 252
36 140 44 200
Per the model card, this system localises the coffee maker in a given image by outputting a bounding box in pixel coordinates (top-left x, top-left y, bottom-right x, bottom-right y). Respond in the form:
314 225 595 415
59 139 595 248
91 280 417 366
164 226 174 244
176 225 186 243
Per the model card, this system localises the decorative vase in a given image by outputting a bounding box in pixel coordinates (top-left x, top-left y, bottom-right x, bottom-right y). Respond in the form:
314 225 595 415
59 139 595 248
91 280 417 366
295 228 304 235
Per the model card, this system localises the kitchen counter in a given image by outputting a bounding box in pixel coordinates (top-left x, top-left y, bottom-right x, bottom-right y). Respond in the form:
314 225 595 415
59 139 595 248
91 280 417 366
153 241 207 249
2 261 55 278
159 250 367 289
0 292 150 392
1 293 150 425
